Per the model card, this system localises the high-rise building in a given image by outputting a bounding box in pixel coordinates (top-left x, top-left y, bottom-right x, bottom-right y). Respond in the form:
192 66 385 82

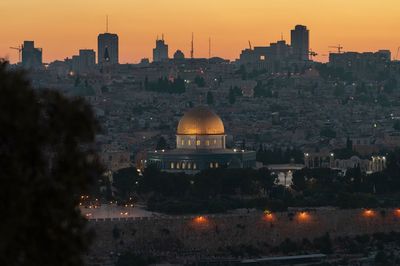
153 37 169 62
79 49 96 70
72 49 96 74
21 41 43 70
291 25 309 61
97 33 119 65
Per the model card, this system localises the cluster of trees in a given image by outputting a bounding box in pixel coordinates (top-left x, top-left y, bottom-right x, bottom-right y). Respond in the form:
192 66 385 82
109 149 400 213
109 148 400 214
315 64 354 82
291 151 400 208
206 91 214 105
144 76 185 93
235 65 268 80
256 146 304 164
319 127 337 139
228 86 243 104
194 76 205 87
141 167 276 198
110 166 280 214
253 79 277 98
0 61 103 265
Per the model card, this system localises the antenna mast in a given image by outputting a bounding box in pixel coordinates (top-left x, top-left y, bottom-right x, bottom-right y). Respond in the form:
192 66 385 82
209 37 211 59
191 33 194 59
106 15 109 33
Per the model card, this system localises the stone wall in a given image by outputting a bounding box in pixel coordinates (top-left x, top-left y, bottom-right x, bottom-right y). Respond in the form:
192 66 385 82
87 208 400 263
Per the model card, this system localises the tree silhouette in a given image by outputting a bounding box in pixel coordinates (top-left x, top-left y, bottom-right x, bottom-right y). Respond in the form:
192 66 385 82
113 167 139 199
206 91 214 105
155 136 168 150
0 61 103 266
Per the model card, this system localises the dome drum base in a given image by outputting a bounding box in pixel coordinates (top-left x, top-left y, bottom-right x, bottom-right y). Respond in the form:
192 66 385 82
176 134 226 150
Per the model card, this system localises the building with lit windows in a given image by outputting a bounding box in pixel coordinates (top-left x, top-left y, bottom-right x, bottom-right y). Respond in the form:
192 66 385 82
147 106 256 173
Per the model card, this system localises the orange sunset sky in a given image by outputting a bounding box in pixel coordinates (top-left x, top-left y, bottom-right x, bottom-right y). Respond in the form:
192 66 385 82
1 0 399 64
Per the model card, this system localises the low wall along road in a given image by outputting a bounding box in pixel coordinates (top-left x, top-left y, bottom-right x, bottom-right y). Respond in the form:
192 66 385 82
88 208 400 258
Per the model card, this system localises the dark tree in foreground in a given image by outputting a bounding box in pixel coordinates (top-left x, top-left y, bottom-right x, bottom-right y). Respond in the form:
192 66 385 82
0 61 103 266
206 91 214 105
113 167 139 199
155 136 168 150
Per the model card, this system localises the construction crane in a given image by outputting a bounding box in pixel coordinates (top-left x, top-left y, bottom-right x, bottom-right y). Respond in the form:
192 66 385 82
248 40 252 50
9 46 22 63
329 44 344 53
309 49 318 60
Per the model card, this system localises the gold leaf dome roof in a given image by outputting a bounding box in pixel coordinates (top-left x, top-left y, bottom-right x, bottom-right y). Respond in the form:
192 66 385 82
177 106 225 135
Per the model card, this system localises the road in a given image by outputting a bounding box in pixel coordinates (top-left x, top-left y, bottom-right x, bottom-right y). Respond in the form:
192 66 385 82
80 204 159 219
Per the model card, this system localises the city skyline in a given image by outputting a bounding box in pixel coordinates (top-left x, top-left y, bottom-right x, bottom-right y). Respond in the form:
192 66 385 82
1 0 400 64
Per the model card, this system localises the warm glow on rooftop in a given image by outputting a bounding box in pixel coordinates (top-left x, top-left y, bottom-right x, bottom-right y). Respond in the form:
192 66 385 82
263 210 274 221
363 209 375 217
194 216 208 224
298 211 310 221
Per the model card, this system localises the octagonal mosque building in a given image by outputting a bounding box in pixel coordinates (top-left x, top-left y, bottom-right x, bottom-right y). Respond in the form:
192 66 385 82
147 106 256 173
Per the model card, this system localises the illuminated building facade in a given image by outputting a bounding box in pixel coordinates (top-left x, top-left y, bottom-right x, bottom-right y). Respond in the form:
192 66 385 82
147 106 256 173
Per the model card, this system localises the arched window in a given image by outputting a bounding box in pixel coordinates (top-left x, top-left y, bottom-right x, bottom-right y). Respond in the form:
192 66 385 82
215 162 219 168
187 162 191 169
188 140 191 146
176 162 180 169
206 140 210 146
182 162 186 169
170 162 175 169
196 140 201 146
193 163 197 169
209 162 213 168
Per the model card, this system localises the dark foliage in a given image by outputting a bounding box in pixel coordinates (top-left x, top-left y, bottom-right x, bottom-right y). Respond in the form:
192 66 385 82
145 76 185 93
194 76 206 87
0 61 103 266
256 146 304 164
206 91 214 105
112 167 139 199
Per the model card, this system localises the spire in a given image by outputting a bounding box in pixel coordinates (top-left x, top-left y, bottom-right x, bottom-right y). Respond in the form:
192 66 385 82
106 15 109 33
208 37 211 59
190 32 194 59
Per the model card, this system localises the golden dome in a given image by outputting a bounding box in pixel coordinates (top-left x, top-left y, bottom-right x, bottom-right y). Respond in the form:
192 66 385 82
177 106 225 135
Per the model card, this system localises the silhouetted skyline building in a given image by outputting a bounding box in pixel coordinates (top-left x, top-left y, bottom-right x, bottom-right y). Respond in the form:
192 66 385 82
98 33 119 65
153 37 169 62
21 41 42 70
72 49 96 74
291 25 309 61
173 50 185 60
329 50 391 78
